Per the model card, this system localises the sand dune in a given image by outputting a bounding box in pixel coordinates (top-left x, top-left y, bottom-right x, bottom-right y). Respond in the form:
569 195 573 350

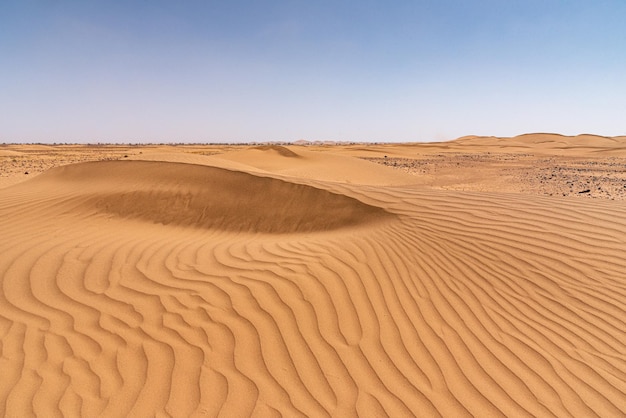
207 145 420 185
451 133 626 155
1 147 625 417
33 160 393 233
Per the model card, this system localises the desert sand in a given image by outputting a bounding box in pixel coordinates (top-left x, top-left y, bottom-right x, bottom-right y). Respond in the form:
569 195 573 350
1 134 625 417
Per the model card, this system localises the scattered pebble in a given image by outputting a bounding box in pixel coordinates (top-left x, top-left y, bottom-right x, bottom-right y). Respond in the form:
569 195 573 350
365 153 626 200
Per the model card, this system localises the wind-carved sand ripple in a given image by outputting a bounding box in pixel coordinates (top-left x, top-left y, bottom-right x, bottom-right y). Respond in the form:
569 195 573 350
0 156 625 417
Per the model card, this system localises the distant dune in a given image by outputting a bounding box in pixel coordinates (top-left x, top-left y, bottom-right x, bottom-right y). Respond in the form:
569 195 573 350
1 143 625 416
450 133 626 155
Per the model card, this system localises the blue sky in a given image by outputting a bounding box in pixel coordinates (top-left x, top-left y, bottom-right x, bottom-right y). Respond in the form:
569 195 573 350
1 0 625 142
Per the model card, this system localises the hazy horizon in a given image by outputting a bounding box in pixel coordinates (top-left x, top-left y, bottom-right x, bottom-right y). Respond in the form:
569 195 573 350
2 1 625 143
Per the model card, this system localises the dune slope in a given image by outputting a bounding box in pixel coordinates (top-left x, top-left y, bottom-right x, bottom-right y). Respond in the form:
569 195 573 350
32 160 392 233
0 154 625 417
451 133 626 155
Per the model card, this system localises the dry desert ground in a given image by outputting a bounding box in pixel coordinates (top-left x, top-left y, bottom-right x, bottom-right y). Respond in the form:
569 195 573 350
1 134 626 417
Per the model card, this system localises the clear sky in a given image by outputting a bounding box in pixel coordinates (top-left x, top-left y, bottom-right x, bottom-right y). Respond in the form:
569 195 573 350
1 0 625 143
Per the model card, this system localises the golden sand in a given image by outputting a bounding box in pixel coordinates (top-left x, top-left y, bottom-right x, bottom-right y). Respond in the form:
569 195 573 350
1 135 625 417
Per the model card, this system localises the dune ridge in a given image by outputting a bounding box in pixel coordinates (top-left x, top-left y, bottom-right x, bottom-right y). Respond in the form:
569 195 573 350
32 160 392 233
451 133 626 155
0 150 625 417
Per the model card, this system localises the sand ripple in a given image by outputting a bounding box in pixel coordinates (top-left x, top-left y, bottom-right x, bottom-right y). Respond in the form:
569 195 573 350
1 158 625 417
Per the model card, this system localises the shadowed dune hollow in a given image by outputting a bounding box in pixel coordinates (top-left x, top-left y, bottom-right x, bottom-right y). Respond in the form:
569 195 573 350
252 144 302 157
39 160 393 233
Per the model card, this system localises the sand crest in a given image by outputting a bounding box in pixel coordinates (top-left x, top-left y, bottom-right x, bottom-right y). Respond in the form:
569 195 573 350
1 145 625 417
35 160 393 233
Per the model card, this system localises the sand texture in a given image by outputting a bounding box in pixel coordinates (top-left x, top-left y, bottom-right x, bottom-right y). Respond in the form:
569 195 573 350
1 137 626 417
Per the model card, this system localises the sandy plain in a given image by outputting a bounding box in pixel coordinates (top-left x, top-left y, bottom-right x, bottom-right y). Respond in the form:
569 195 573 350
1 134 625 417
